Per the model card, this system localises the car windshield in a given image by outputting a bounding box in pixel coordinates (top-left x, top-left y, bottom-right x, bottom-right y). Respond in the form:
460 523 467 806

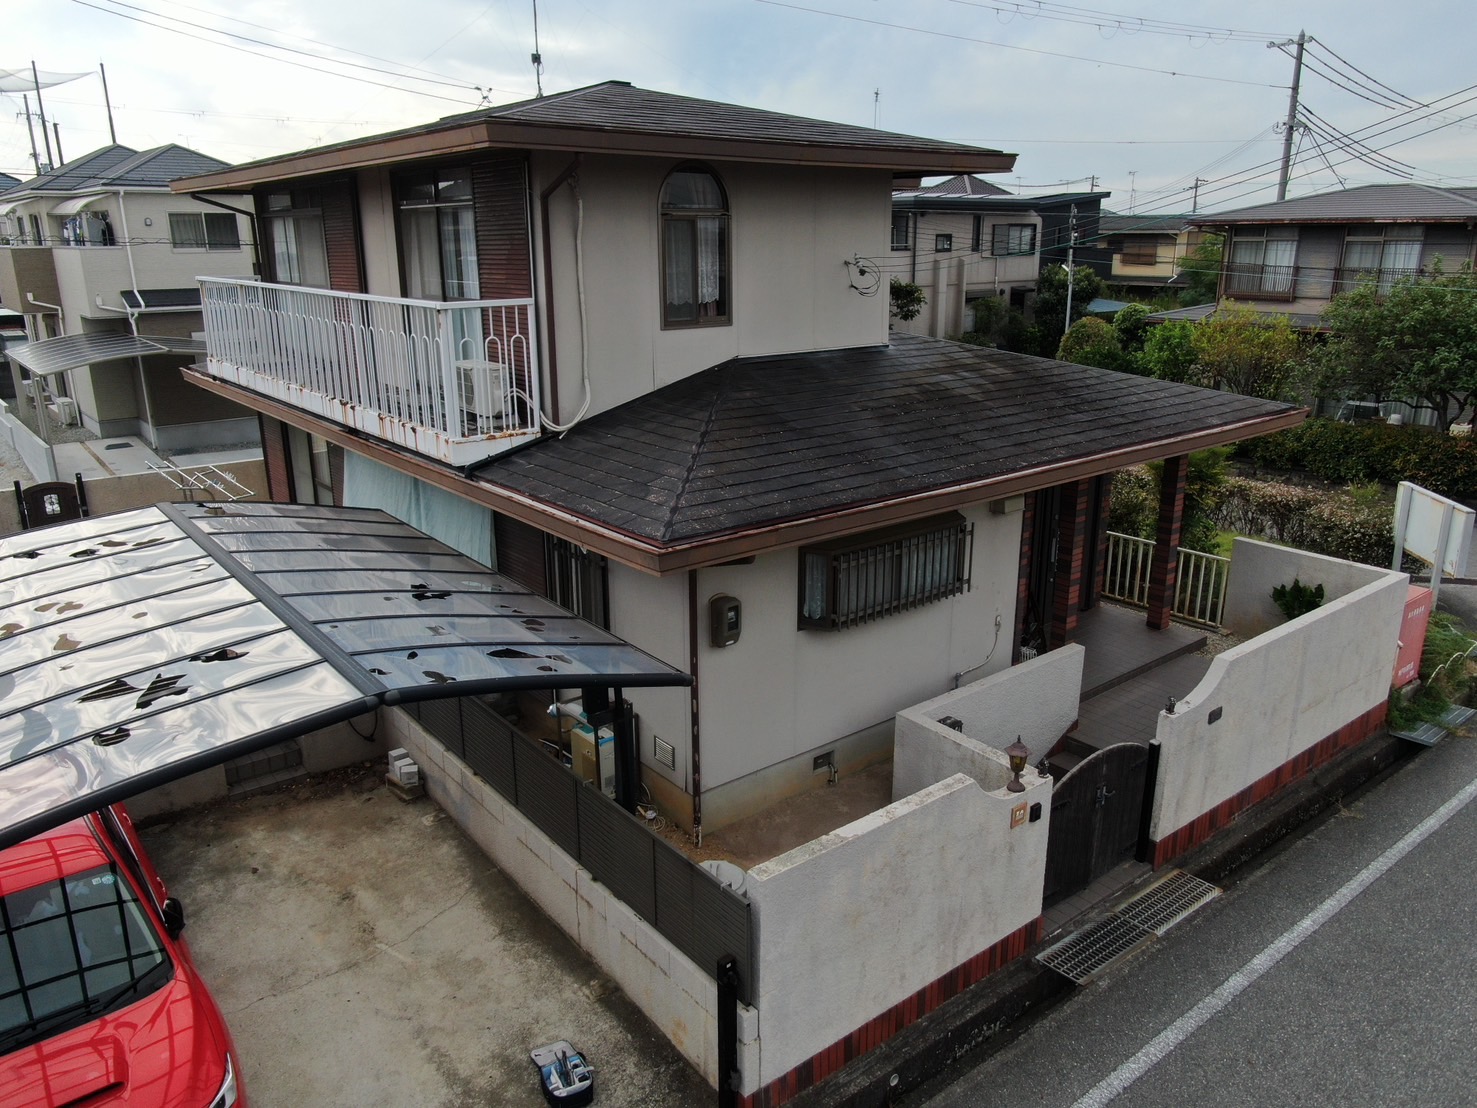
0 863 171 1050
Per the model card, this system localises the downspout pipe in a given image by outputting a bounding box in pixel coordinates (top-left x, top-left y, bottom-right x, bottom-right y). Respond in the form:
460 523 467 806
115 190 143 313
687 569 704 846
538 156 581 425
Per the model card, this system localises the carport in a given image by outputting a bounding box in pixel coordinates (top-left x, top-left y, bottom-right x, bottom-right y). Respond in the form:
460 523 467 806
0 500 691 849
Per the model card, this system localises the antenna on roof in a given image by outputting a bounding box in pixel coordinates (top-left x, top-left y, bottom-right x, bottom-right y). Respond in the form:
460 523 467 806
873 88 880 129
531 0 544 97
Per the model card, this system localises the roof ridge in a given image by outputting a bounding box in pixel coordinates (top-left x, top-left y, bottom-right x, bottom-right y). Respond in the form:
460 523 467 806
1411 182 1477 211
659 366 735 544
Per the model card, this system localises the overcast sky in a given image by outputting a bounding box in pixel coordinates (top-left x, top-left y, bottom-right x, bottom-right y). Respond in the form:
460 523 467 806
6 0 1475 216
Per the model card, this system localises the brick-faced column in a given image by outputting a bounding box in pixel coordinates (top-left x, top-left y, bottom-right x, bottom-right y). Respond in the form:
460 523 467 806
1050 480 1090 647
1146 454 1189 630
260 415 293 503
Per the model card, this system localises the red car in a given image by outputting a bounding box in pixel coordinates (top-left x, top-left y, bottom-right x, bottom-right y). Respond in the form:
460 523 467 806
0 805 244 1107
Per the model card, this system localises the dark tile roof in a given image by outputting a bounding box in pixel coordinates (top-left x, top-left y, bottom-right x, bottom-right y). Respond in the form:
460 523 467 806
1190 183 1477 226
1145 303 1326 331
176 81 1016 190
479 334 1299 546
0 144 231 198
894 174 1011 198
0 173 19 191
1099 212 1192 233
893 189 1110 214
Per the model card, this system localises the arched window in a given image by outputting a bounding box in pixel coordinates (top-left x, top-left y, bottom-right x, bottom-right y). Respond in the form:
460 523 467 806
660 167 729 327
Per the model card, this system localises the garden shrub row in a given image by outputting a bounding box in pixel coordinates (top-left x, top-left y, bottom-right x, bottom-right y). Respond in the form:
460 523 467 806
1239 419 1477 504
1214 476 1396 567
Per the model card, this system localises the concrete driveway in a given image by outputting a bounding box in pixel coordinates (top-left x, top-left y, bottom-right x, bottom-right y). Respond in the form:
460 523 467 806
139 765 713 1107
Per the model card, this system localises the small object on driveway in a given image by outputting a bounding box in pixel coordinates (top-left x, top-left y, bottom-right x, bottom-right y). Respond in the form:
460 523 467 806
530 1040 594 1105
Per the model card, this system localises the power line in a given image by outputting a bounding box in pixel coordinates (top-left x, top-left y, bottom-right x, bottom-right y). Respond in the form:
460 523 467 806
1307 40 1420 108
750 0 1286 88
942 0 1285 42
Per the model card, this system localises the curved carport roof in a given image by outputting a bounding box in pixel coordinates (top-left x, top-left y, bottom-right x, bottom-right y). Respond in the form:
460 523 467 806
0 501 690 849
7 332 206 377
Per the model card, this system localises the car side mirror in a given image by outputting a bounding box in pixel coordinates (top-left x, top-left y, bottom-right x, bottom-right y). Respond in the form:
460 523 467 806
161 897 186 939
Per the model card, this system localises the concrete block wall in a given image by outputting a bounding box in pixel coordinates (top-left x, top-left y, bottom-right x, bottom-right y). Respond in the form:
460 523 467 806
893 644 1083 799
383 708 739 1090
1223 537 1395 638
1151 542 1407 850
744 770 1049 1096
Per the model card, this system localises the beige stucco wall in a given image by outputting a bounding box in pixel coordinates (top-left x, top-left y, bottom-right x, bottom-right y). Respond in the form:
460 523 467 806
745 768 1048 1085
0 246 60 316
891 209 1042 339
1151 541 1407 841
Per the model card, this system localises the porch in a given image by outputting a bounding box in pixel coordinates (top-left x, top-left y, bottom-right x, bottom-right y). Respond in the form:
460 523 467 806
198 277 542 467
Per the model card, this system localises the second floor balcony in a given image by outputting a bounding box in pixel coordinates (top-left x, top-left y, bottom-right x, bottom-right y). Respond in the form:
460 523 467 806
1224 262 1298 302
201 277 541 467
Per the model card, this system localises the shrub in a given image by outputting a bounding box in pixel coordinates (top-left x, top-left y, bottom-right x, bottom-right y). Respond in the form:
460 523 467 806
1108 465 1158 539
1215 476 1397 566
1271 578 1324 621
1241 419 1477 504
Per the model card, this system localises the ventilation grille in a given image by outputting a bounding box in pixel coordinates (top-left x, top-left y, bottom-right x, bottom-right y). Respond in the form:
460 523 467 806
653 735 676 769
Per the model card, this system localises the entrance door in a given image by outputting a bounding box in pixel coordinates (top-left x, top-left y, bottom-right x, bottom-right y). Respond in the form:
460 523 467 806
1043 743 1150 907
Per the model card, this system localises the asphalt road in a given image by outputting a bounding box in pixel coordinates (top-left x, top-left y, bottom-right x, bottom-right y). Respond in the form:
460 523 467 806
917 728 1477 1108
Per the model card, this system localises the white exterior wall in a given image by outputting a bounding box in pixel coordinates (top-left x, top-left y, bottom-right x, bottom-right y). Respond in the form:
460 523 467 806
49 192 254 331
606 565 693 795
1223 537 1398 638
745 768 1049 1086
892 210 1042 338
1151 542 1407 840
892 644 1083 800
693 502 1022 798
533 154 892 419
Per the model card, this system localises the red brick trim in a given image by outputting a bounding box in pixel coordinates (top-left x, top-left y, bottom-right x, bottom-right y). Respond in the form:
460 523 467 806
1050 481 1089 648
738 918 1044 1108
1150 701 1388 868
1146 454 1187 631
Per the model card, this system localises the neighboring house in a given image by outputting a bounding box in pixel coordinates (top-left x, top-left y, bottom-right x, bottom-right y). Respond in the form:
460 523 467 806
169 81 1301 839
1097 211 1205 295
0 145 260 453
890 177 1111 337
1188 183 1477 326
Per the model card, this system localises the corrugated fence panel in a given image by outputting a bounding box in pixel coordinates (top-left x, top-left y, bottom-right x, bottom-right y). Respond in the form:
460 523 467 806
691 869 754 1006
577 787 657 923
652 839 696 952
461 697 517 799
511 732 580 857
417 697 462 754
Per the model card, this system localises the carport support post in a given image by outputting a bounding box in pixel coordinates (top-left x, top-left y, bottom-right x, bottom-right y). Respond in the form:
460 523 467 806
1146 453 1188 631
717 955 740 1108
581 686 639 814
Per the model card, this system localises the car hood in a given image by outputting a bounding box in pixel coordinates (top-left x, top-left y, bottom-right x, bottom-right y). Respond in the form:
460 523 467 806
0 967 229 1107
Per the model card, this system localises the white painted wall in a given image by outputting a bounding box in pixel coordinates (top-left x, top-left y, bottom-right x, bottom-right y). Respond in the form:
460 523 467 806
607 564 692 795
891 210 1043 339
533 153 893 419
745 769 1049 1085
1223 537 1398 638
892 644 1083 800
693 503 1022 794
1151 543 1407 840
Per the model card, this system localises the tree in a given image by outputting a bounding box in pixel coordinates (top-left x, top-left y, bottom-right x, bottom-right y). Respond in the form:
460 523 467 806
1190 305 1301 399
1315 261 1477 431
1176 232 1224 306
1134 320 1199 382
1113 303 1152 356
889 278 926 322
1034 263 1104 348
1057 317 1126 371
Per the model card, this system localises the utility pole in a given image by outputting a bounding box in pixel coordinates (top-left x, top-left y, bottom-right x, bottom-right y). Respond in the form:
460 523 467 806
1063 204 1078 337
52 122 63 166
21 94 41 176
1273 30 1307 201
873 87 880 129
31 62 54 171
1192 177 1205 214
1128 170 1137 213
100 62 117 144
531 0 544 96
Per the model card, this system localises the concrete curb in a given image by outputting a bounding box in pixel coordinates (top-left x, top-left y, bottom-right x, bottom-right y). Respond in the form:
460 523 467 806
787 729 1416 1108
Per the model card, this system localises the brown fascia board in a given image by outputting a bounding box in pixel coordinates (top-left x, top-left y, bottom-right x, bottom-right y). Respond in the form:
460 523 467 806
172 119 1014 192
187 367 1303 574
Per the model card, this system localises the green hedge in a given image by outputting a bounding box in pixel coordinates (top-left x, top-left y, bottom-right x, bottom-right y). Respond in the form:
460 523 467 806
1214 476 1396 567
1240 419 1477 504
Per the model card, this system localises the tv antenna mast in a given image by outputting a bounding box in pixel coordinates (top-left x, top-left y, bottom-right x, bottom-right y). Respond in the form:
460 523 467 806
531 0 544 97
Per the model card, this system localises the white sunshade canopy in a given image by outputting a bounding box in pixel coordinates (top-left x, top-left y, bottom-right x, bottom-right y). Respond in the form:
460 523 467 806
0 502 691 849
50 194 110 217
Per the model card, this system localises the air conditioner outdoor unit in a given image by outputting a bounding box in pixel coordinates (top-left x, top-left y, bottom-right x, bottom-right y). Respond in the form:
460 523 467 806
457 361 506 431
49 396 78 427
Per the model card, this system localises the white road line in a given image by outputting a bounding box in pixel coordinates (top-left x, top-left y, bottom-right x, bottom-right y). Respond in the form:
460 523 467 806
1073 769 1477 1108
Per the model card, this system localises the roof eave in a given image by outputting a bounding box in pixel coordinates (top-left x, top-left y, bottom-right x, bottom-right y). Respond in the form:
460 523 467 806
173 119 1015 192
183 366 1305 575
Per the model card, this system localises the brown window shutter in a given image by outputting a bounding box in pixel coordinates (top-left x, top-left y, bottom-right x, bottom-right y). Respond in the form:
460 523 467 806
321 178 365 294
472 155 533 299
493 512 548 594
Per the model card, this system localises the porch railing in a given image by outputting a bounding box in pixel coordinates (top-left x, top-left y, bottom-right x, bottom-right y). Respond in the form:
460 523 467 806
199 277 541 467
1103 531 1230 628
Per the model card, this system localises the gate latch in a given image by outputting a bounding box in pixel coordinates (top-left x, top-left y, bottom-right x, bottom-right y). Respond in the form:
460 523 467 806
1095 784 1115 807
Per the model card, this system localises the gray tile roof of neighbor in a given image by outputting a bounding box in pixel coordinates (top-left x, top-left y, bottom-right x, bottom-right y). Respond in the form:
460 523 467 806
1191 183 1477 226
478 333 1301 547
894 174 1011 198
0 144 231 198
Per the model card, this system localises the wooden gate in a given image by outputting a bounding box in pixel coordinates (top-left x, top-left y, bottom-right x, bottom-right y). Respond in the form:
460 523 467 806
1043 743 1151 907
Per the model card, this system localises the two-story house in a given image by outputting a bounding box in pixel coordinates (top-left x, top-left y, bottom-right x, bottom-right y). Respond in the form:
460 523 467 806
171 81 1301 840
890 176 1111 337
0 144 259 454
1097 211 1205 296
1188 183 1477 328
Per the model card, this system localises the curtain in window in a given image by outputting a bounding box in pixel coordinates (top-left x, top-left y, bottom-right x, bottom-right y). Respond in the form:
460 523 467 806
401 208 442 299
439 206 480 300
1262 238 1295 293
1380 239 1421 291
663 220 697 319
695 217 723 309
170 213 207 250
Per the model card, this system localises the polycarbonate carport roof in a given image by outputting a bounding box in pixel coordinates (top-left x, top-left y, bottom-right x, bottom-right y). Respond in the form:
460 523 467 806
0 502 691 849
6 332 205 377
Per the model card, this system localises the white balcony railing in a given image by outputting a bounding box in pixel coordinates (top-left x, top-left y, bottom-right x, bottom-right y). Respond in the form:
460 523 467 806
1103 531 1230 628
200 277 541 467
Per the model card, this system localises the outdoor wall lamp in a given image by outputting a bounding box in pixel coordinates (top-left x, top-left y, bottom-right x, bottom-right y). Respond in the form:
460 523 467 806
1005 737 1030 793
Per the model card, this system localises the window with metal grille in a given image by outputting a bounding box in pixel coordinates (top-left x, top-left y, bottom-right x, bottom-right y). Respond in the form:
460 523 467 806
546 536 609 628
799 513 974 630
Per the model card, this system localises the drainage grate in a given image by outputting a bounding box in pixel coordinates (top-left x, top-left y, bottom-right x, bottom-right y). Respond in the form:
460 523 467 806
1036 915 1153 985
1115 869 1221 936
1441 705 1476 732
